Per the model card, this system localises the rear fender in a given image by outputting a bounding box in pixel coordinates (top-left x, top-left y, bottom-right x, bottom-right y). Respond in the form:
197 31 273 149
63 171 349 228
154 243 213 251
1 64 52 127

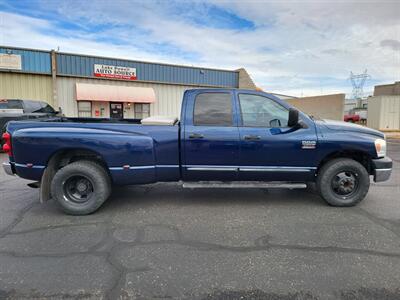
11 126 157 183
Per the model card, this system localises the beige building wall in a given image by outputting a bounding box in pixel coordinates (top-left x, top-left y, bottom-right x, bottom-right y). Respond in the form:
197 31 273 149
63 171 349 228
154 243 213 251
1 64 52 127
57 76 206 117
237 68 257 90
374 81 400 96
286 94 345 120
0 73 53 105
367 96 400 130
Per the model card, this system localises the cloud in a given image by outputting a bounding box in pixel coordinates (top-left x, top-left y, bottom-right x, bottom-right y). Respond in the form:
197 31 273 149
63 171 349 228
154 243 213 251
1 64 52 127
0 0 399 97
380 39 400 51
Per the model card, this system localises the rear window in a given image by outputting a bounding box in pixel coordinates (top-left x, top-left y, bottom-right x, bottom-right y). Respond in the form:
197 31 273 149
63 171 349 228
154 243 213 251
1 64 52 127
193 93 232 126
0 100 23 109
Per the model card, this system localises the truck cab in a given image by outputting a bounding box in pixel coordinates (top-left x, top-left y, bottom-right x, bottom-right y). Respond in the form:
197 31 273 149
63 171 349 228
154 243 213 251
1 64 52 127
181 89 318 182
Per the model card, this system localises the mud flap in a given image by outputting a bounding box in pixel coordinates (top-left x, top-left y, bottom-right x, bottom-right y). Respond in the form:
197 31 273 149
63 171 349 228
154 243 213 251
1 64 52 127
39 160 57 203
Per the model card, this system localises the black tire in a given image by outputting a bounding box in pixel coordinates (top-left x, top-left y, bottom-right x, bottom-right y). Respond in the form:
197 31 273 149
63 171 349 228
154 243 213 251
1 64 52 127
316 158 369 207
51 160 111 215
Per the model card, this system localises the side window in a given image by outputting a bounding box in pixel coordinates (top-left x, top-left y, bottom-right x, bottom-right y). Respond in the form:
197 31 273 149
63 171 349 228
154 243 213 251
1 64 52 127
23 100 42 113
239 94 289 127
193 93 232 126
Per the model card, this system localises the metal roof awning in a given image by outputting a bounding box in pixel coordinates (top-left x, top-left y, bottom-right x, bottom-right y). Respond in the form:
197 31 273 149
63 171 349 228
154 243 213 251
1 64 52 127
76 83 156 103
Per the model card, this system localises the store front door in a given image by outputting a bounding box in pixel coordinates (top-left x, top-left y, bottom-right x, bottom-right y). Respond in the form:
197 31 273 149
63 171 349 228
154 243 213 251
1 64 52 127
110 102 123 119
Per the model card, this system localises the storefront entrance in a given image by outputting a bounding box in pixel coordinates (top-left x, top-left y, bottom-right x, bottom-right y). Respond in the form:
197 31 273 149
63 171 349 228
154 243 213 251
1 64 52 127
110 102 123 119
76 83 156 119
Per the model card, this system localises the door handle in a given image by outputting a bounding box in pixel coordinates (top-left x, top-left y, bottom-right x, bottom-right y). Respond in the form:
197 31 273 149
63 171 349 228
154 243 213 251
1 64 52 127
189 133 204 139
244 135 261 141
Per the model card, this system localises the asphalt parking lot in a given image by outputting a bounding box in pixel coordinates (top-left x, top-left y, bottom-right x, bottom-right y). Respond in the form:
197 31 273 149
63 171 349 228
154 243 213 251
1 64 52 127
0 142 399 300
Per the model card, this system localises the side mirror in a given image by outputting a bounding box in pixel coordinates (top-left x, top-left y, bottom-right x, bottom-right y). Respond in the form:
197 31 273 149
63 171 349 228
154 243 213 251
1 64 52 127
269 118 281 128
288 108 299 127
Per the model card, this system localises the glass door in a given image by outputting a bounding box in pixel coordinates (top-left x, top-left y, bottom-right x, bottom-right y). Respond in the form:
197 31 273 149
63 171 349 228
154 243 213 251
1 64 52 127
110 102 123 119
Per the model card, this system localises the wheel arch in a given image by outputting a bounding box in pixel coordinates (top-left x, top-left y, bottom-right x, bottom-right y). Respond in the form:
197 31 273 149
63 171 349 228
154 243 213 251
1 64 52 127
316 150 373 175
46 148 109 172
40 148 112 203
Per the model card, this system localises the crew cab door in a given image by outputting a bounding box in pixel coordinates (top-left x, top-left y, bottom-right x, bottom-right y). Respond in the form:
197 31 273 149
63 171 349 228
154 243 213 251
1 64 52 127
182 91 240 181
236 92 318 181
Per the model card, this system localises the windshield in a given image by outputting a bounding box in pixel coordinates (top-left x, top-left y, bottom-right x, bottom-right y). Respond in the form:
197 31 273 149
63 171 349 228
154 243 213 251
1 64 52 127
37 103 56 113
24 100 56 113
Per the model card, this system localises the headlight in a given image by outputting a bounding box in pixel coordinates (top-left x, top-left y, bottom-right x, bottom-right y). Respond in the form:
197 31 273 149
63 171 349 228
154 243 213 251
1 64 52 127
375 139 386 158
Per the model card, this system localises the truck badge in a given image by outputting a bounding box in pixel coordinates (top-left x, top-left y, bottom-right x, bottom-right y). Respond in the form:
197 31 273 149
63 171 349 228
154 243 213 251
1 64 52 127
302 140 317 149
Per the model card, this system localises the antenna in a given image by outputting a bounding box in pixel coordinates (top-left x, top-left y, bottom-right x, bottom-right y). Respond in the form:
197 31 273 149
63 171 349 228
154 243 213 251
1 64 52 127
349 70 370 99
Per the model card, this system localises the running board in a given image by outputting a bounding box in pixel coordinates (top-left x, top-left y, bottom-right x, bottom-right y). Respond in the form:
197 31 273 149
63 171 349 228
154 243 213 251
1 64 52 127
182 181 307 189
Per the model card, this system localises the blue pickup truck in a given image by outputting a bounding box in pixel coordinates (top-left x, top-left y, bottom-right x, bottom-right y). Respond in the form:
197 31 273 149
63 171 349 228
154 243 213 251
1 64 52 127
2 89 392 215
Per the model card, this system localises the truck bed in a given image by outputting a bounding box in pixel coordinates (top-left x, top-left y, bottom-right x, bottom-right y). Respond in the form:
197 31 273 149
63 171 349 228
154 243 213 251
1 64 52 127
6 119 181 184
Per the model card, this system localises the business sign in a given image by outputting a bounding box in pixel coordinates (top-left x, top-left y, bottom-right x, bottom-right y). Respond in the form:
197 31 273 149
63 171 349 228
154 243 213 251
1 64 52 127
0 54 22 70
94 64 137 80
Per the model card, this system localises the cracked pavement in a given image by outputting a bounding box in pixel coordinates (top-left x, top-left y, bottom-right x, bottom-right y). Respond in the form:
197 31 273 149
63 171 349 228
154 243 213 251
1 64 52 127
0 141 399 299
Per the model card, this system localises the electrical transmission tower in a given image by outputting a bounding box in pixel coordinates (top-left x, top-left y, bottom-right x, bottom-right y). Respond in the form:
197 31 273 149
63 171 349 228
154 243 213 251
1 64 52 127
349 70 370 99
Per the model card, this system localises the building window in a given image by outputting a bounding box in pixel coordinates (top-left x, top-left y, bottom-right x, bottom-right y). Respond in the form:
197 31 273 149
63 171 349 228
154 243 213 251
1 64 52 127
134 103 150 119
78 101 92 117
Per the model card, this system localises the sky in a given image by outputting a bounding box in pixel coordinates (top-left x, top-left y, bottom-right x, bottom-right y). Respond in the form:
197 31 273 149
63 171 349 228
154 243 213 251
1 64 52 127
0 0 399 97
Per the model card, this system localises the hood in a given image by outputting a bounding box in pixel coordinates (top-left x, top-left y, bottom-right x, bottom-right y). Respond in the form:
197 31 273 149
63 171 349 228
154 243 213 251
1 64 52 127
316 119 384 138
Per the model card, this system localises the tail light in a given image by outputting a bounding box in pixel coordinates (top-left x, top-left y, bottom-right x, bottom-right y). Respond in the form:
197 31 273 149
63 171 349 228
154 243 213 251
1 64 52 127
2 132 12 156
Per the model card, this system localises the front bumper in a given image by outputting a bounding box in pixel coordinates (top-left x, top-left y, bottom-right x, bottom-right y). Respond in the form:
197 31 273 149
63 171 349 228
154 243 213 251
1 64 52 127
2 162 15 176
372 157 392 182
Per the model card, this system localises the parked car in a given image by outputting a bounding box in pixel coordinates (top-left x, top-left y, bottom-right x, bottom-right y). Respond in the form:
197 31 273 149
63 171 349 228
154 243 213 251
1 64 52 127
2 89 392 215
344 108 367 123
0 99 59 149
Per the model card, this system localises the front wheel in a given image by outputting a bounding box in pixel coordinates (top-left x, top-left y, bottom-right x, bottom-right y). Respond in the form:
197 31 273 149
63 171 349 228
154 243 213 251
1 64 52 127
51 161 111 215
317 158 370 206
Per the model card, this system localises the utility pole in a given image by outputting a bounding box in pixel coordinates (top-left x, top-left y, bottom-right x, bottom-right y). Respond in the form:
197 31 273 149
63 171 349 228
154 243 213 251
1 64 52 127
51 50 59 111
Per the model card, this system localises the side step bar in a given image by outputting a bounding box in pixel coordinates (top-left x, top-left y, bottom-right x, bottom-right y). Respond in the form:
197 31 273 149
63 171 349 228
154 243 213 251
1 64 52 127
182 181 307 189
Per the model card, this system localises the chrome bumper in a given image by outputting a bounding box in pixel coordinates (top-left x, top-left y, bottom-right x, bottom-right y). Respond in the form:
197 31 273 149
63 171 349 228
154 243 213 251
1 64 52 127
2 162 15 176
374 168 392 182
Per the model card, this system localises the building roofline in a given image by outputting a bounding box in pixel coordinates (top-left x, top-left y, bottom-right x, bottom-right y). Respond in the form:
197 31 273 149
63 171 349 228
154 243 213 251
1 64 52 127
269 92 298 99
0 45 240 74
0 45 51 53
298 93 346 98
374 81 400 88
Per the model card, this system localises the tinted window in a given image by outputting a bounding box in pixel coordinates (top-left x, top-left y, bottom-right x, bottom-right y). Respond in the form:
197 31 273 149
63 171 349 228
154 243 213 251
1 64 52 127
23 100 43 113
239 94 289 127
193 93 232 126
0 100 23 109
